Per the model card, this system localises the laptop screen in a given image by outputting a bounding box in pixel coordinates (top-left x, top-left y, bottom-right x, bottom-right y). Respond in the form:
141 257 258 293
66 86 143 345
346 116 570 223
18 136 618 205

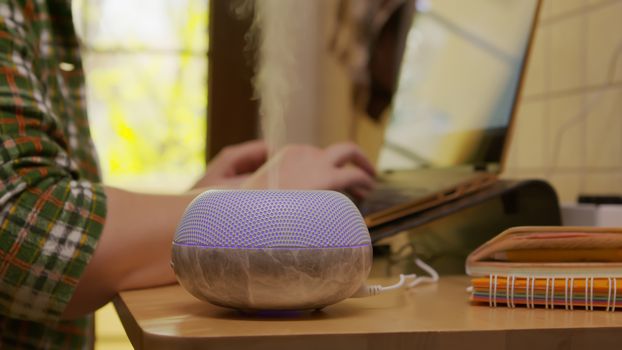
378 0 539 171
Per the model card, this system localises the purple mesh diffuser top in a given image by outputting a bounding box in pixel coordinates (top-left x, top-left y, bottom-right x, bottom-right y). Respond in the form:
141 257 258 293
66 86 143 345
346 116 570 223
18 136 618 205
173 190 371 249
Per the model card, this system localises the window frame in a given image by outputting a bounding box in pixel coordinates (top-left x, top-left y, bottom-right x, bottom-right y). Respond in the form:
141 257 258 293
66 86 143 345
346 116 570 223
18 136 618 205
207 0 260 161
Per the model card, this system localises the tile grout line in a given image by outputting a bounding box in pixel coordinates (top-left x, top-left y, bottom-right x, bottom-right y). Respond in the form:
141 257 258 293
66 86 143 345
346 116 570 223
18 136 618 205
539 0 621 27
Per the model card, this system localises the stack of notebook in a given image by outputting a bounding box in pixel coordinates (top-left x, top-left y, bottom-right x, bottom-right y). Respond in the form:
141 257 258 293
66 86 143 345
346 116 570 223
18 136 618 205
466 226 622 311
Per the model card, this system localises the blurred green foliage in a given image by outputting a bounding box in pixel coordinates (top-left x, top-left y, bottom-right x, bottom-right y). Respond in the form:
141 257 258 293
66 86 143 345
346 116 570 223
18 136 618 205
75 0 209 191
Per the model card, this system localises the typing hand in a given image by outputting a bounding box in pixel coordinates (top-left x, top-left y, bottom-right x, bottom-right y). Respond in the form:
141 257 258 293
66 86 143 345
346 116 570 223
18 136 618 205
192 139 268 189
242 142 376 200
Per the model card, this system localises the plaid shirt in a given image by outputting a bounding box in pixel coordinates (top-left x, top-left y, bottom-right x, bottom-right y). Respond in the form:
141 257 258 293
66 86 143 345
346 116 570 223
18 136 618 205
0 0 107 348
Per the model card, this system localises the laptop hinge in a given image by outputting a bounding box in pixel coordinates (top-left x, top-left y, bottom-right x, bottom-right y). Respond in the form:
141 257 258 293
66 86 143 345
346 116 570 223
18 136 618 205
473 164 488 172
474 163 501 173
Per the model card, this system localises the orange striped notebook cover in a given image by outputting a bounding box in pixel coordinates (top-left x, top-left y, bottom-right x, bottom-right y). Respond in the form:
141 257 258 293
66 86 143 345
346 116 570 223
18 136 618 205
466 226 622 311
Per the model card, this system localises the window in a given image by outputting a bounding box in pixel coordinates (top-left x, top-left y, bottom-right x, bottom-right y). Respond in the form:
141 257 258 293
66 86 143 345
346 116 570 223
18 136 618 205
73 0 209 192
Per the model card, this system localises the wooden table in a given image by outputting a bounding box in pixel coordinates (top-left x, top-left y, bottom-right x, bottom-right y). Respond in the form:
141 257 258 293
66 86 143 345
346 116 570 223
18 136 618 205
113 276 622 349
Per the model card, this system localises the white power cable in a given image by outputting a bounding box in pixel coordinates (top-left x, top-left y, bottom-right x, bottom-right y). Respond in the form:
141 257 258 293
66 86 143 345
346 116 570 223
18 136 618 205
407 257 440 288
350 257 440 298
350 273 416 297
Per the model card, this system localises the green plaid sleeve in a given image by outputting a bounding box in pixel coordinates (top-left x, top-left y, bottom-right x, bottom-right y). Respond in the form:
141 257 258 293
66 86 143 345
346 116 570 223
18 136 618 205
0 0 107 324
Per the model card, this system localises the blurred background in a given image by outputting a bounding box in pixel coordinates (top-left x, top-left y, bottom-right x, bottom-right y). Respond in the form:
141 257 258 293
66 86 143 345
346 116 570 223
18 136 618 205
73 0 208 193
502 0 621 203
70 0 621 348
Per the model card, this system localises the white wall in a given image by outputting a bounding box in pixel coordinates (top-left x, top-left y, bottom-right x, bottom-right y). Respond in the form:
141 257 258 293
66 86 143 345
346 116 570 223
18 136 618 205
505 0 622 203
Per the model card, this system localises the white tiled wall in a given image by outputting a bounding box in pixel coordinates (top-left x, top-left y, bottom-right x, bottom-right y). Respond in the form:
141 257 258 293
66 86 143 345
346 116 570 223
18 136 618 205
504 0 622 203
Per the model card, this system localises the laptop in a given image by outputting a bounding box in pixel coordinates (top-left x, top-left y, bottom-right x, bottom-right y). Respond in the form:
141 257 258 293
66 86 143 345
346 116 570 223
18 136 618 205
358 0 542 229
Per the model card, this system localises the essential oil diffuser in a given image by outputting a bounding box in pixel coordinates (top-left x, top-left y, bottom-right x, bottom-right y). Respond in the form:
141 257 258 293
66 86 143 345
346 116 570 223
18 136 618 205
171 190 372 311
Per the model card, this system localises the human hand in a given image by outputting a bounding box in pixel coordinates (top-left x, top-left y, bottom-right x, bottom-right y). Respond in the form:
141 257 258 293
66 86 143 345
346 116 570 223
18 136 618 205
241 142 376 200
192 139 268 189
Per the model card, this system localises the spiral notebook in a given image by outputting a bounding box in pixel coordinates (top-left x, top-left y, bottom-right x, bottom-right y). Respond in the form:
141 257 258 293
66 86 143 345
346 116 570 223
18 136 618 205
465 226 622 311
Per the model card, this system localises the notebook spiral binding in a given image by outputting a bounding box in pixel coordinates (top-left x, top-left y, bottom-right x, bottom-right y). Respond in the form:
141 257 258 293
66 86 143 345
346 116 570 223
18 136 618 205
487 274 618 312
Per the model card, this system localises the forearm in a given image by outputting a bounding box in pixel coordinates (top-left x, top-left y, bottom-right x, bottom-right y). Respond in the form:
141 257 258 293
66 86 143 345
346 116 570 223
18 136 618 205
63 187 198 319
